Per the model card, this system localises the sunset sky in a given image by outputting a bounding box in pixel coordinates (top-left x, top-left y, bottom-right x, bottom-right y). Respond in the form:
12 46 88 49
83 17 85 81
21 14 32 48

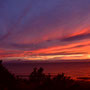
0 0 90 61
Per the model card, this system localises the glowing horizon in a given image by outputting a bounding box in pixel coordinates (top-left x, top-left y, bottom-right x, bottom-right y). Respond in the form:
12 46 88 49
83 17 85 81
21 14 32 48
0 0 90 61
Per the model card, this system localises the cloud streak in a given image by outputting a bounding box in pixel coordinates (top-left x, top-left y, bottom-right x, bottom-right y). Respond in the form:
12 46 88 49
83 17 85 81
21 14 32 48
0 0 90 60
61 32 90 42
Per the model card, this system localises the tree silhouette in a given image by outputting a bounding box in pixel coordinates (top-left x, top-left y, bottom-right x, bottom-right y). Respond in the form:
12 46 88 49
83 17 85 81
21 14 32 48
0 60 16 90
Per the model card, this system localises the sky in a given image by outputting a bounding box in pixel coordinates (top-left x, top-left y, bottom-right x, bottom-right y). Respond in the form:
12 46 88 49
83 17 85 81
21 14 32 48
0 0 90 61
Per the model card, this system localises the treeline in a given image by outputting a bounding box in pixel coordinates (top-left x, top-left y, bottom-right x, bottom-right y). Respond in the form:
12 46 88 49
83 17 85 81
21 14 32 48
0 60 90 90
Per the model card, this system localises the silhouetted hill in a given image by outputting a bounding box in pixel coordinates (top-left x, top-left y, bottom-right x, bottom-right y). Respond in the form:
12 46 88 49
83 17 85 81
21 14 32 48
1 60 90 90
0 60 16 90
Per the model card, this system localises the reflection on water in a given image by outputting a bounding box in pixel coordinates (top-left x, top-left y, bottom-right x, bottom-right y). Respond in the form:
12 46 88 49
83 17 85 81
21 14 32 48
3 62 90 80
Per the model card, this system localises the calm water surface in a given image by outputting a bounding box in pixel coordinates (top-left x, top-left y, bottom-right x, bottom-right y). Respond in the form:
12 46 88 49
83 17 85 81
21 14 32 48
3 62 90 79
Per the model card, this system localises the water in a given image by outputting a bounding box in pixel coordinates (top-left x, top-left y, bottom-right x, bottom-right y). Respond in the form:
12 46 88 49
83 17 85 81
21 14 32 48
3 62 90 80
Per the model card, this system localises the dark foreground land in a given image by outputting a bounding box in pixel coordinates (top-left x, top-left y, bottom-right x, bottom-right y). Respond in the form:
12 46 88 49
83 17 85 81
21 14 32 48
0 60 90 90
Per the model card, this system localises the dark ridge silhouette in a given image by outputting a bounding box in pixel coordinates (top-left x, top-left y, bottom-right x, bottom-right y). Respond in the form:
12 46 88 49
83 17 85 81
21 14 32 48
0 60 16 90
77 77 90 80
0 60 90 90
